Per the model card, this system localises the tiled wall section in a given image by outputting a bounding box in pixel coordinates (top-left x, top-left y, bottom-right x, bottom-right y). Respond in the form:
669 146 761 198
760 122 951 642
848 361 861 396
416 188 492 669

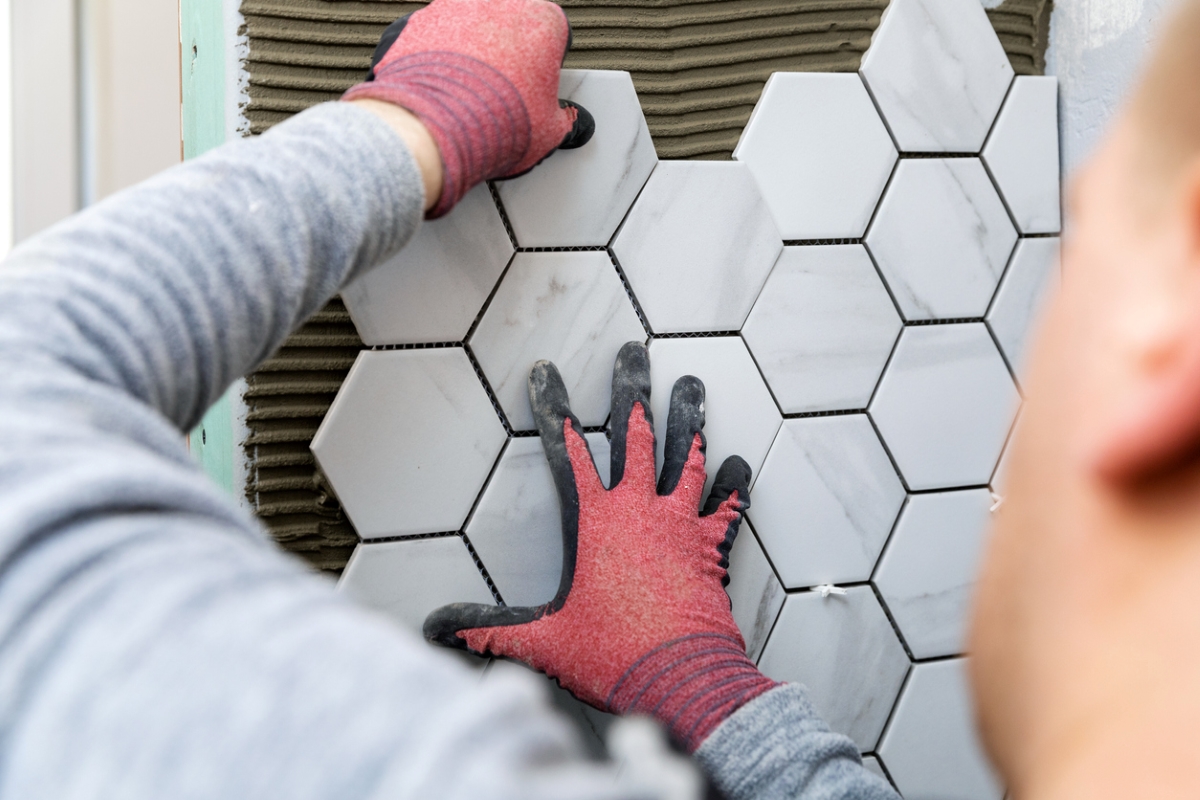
314 0 1062 792
241 0 1054 572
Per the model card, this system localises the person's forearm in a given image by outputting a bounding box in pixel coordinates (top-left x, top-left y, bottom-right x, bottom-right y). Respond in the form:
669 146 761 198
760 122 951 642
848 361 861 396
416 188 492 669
697 686 900 800
0 102 423 434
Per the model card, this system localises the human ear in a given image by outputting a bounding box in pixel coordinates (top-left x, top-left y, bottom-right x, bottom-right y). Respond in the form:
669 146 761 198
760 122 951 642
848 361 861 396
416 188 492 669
1093 159 1200 482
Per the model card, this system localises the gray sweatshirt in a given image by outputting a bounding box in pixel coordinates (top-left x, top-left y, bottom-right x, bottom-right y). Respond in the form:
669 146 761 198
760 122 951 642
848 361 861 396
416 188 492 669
0 101 898 800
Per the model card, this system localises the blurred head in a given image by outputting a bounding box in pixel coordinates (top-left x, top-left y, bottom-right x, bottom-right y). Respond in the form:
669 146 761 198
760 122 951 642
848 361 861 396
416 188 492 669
970 0 1200 794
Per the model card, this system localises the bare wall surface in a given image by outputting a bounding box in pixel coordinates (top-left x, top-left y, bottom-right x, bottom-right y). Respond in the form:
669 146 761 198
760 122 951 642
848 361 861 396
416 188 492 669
13 0 78 242
80 0 183 202
1046 0 1172 173
240 0 1053 572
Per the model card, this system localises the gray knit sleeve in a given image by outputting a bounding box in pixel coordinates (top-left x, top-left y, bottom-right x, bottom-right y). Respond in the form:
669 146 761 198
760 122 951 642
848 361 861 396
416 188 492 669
696 685 901 800
0 103 643 800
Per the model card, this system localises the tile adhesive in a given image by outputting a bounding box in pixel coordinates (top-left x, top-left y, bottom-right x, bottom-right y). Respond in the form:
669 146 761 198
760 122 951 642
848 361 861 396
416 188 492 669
240 0 1053 571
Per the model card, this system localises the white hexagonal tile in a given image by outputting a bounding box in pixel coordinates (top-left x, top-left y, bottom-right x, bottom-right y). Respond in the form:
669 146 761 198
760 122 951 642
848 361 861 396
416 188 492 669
733 73 897 240
339 536 496 633
751 415 905 589
338 536 495 673
341 184 513 345
866 159 1016 321
612 161 783 334
983 76 1061 234
742 245 902 414
860 0 1013 152
470 251 646 432
758 587 910 752
726 521 785 662
312 348 507 538
861 755 890 783
465 432 611 608
878 659 1003 800
874 489 993 659
647 337 782 498
870 324 1019 491
496 70 657 247
987 237 1060 381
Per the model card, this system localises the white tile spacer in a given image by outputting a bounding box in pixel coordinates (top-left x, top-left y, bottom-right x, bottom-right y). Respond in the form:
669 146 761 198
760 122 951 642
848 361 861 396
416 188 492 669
814 584 847 598
990 491 1004 513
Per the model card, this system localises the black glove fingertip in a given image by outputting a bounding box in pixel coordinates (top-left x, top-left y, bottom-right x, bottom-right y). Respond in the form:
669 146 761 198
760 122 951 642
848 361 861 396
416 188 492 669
558 101 595 150
658 375 707 496
609 342 653 487
702 455 752 517
366 14 412 80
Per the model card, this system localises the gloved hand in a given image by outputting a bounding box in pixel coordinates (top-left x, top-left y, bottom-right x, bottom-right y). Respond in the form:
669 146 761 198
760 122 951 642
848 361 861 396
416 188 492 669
425 342 779 752
342 0 595 218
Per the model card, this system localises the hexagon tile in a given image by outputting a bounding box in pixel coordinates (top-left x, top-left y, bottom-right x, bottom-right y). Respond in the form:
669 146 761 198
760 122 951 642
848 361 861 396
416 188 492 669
875 488 993 659
338 535 495 671
341 184 513 346
496 70 657 248
611 161 783 334
742 245 902 414
311 348 507 539
983 76 1062 235
725 521 785 663
466 433 611 608
733 73 897 240
469 250 646 432
866 158 1017 321
647 337 782 497
751 415 905 590
878 659 1004 800
758 587 910 752
870 323 1019 491
860 0 1013 153
988 237 1062 381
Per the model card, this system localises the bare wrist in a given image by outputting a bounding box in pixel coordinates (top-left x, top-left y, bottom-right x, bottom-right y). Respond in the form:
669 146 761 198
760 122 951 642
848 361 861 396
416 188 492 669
348 98 444 212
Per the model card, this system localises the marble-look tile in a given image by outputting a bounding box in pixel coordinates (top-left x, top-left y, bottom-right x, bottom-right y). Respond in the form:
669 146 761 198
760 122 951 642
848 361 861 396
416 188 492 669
465 433 611 607
312 348 507 538
647 337 782 498
611 161 783 334
540 671 617 759
742 245 902 413
860 0 1013 153
733 73 897 240
751 416 905 589
874 489 993 659
987 237 1060 381
866 158 1017 320
878 659 1004 800
496 70 657 248
870 324 1019 491
983 77 1061 234
338 536 495 671
758 587 910 751
342 184 513 345
470 251 646 432
861 755 890 783
725 521 785 662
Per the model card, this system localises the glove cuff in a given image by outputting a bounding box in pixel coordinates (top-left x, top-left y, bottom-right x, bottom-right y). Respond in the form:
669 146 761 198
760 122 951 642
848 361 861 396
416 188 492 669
342 51 532 218
607 633 780 753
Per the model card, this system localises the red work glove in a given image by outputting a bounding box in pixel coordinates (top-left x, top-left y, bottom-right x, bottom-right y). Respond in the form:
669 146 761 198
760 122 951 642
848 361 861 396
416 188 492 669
342 0 595 218
425 343 779 752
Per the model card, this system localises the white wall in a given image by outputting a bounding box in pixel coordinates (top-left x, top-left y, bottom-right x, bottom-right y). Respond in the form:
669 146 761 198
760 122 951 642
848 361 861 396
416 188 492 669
12 0 79 243
2 0 182 250
80 0 182 204
1046 0 1176 174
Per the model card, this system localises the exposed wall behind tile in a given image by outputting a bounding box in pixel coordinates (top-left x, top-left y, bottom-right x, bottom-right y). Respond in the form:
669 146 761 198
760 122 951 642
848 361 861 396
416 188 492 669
240 0 1053 572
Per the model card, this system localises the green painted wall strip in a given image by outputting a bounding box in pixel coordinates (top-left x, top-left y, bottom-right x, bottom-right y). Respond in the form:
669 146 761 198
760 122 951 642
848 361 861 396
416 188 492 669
182 0 237 496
